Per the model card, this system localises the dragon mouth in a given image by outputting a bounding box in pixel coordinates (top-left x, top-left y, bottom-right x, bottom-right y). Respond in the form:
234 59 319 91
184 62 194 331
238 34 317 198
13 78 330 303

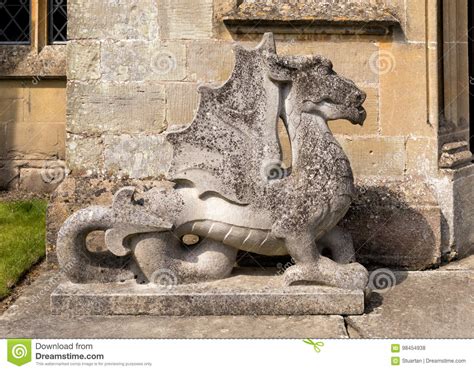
349 106 366 126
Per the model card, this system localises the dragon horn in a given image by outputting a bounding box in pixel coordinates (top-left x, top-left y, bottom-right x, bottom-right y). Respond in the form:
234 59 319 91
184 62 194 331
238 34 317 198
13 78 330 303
257 32 276 54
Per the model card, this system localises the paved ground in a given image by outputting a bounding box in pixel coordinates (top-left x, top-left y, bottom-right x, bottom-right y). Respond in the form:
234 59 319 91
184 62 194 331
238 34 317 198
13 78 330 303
0 256 473 338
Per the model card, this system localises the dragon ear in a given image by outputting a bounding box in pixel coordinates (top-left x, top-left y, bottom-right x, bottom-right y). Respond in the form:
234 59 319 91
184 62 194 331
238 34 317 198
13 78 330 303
257 32 276 54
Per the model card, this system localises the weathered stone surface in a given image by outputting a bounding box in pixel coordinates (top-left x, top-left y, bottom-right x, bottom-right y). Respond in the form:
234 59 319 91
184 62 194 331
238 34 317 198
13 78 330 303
379 43 433 137
3 122 64 159
439 255 474 270
338 137 405 177
18 168 61 193
277 41 379 84
0 165 19 190
222 0 400 35
68 0 159 41
346 271 474 338
0 98 23 122
187 42 234 82
0 45 66 77
23 81 66 123
158 0 214 40
404 0 428 42
66 135 103 174
406 137 438 176
165 83 200 126
67 82 166 135
104 134 172 178
51 268 365 316
101 41 186 82
1 270 349 338
67 41 101 81
56 34 370 295
342 179 442 269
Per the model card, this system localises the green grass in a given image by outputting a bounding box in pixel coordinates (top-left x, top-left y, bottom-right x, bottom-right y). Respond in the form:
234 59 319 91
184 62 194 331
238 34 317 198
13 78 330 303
0 199 47 299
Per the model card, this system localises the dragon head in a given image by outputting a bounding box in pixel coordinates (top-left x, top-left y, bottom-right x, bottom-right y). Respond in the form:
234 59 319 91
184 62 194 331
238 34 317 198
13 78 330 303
261 34 366 126
290 56 367 126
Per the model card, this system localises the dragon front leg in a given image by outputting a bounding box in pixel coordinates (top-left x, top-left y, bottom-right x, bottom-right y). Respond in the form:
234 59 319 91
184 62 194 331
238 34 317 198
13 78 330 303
283 234 368 290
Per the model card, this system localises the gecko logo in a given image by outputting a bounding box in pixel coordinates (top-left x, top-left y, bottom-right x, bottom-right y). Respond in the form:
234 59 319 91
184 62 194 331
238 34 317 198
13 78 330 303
7 339 32 366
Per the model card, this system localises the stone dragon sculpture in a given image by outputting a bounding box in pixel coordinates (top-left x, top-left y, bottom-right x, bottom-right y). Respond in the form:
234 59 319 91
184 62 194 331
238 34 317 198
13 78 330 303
57 33 369 290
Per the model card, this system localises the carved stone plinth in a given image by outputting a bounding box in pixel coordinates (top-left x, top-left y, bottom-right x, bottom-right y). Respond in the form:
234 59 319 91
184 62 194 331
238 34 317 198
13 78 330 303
51 269 365 316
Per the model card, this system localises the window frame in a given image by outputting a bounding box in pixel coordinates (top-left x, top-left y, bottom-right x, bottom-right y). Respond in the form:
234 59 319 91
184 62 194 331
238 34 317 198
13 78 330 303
0 0 33 45
48 0 67 45
0 0 67 77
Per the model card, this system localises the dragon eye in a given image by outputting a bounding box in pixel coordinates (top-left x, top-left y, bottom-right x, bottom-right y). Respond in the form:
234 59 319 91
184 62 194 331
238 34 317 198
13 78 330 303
318 66 331 75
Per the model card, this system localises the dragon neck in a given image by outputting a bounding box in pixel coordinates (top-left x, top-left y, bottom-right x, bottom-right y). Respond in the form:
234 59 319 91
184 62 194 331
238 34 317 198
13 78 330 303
283 100 330 171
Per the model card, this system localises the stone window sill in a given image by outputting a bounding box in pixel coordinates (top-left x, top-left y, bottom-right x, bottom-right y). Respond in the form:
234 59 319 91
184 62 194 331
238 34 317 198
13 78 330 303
0 44 66 78
223 1 401 35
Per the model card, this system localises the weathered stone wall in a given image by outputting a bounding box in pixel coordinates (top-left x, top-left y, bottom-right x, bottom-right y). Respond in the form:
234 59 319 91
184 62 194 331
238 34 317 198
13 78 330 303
47 0 473 268
0 79 66 193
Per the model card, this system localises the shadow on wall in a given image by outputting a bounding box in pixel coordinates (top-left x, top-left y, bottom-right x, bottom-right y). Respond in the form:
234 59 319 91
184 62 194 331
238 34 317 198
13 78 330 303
0 79 67 193
0 81 21 191
341 185 440 270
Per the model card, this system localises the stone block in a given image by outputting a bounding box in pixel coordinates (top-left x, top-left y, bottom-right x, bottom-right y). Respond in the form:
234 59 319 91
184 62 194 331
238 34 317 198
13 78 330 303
451 165 474 258
379 43 434 137
67 82 166 135
0 98 23 122
187 41 234 82
405 0 427 42
23 81 66 123
101 40 186 82
277 41 379 84
342 179 442 269
4 122 64 159
158 0 214 40
406 137 437 176
166 83 200 126
0 163 19 190
329 87 378 135
67 41 101 81
346 271 474 338
0 80 25 99
51 268 365 315
66 135 104 174
104 134 172 178
338 137 406 177
68 0 159 40
19 167 62 193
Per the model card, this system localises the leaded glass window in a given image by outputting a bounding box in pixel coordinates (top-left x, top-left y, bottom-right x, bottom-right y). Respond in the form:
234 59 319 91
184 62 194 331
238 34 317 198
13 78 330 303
49 0 67 44
0 0 31 44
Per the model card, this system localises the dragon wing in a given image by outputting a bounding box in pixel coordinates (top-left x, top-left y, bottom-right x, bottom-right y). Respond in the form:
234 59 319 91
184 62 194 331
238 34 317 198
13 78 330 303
166 33 283 204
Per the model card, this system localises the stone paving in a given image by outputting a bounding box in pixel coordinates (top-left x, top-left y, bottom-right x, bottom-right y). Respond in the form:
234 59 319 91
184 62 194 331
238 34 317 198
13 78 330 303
0 256 472 338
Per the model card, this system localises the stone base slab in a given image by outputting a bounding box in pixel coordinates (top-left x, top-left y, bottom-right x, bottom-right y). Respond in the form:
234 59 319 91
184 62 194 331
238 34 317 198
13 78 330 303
51 269 365 316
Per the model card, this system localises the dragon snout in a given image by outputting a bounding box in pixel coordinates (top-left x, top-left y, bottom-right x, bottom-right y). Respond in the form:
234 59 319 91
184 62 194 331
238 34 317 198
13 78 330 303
351 91 366 106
